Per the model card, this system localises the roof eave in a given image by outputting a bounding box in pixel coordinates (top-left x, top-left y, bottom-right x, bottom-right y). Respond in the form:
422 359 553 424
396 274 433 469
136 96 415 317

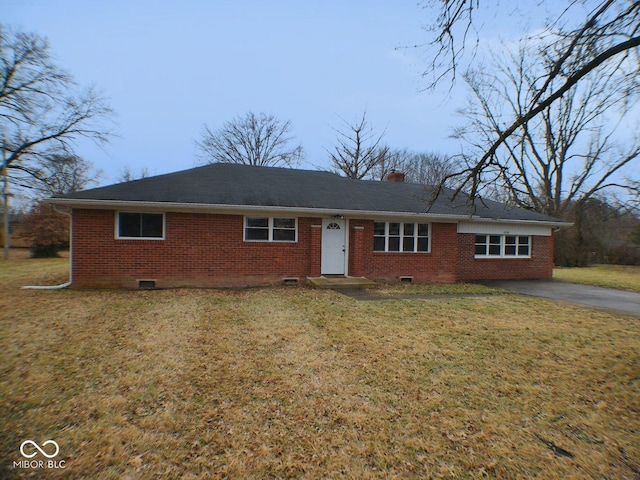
464 217 573 228
45 198 570 227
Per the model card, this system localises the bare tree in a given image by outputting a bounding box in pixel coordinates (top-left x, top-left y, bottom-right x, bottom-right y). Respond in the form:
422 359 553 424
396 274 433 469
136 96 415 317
25 154 100 196
117 165 150 183
327 111 388 179
196 111 304 167
454 42 639 218
370 148 459 186
454 41 639 266
0 25 113 193
403 152 460 186
368 147 411 181
419 1 640 201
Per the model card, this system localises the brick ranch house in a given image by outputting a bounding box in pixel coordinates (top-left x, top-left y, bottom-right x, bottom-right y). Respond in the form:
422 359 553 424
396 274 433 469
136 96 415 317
48 163 568 289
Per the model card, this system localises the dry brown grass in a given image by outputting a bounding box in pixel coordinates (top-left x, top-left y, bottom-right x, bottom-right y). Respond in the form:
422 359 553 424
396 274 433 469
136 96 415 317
554 264 640 292
1 258 639 479
369 281 505 296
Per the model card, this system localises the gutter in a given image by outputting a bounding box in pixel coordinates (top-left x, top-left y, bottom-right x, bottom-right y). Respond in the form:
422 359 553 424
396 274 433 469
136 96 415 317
45 198 572 228
22 205 73 290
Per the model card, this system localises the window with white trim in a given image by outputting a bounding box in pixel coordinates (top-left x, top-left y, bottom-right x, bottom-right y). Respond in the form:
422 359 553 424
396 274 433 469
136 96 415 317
117 212 165 239
244 217 297 242
475 234 530 257
373 222 429 252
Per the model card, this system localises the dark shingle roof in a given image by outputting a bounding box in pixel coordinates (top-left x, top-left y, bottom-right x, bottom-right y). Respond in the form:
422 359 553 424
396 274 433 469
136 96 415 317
56 163 564 224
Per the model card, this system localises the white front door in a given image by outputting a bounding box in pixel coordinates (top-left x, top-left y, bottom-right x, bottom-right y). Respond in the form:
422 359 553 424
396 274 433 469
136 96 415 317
321 218 346 275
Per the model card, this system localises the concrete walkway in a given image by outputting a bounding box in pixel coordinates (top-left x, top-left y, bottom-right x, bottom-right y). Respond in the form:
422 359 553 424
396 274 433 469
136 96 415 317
482 279 640 317
307 276 376 289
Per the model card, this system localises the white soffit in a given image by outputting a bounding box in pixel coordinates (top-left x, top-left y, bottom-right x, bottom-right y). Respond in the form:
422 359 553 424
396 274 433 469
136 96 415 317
457 221 551 236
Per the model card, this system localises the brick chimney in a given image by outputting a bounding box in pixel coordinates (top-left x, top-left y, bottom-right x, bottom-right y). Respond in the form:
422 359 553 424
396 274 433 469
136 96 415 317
386 171 405 182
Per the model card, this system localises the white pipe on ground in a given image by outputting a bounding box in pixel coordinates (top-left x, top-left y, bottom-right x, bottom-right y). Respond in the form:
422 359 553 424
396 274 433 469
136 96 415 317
22 281 72 290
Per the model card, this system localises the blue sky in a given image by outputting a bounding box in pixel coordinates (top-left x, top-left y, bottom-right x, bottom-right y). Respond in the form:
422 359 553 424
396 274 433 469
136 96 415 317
2 0 573 186
3 0 478 185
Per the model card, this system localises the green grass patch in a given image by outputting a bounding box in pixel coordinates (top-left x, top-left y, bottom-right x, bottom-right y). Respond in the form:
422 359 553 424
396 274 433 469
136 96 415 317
554 264 640 292
0 255 69 289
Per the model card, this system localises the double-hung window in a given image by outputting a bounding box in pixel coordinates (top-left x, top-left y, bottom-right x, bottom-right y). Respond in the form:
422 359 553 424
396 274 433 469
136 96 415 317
475 234 530 257
244 217 297 242
373 222 429 252
117 212 165 239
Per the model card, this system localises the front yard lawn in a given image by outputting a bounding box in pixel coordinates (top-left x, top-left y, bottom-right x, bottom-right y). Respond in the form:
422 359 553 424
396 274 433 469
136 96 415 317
1 258 639 479
554 264 640 292
368 281 504 296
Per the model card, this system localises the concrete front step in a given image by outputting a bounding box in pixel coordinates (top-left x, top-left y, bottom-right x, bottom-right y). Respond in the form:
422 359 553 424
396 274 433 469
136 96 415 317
307 276 377 289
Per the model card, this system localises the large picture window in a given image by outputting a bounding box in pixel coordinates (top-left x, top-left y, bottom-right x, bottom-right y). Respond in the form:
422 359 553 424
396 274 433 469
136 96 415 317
475 235 530 257
244 217 297 242
117 212 164 239
373 222 429 252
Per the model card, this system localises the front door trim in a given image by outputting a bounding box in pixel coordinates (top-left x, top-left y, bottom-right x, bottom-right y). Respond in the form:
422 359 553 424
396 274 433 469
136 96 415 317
321 218 348 275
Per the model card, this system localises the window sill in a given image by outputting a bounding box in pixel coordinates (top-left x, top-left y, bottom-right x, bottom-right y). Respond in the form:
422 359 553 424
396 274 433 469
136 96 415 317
373 251 431 254
474 255 531 259
116 236 165 241
243 240 298 244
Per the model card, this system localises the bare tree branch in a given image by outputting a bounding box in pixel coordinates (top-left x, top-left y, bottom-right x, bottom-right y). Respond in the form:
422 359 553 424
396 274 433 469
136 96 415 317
419 1 640 203
453 36 640 218
326 110 388 179
460 35 640 201
0 25 113 195
195 111 304 167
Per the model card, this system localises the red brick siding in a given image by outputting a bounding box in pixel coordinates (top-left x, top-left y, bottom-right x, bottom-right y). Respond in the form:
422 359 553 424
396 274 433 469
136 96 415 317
456 233 553 281
309 224 322 277
349 220 458 282
71 209 321 288
71 210 554 288
348 224 366 276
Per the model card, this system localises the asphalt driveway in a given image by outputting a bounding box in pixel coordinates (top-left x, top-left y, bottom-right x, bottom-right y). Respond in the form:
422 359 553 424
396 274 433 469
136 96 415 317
484 279 640 317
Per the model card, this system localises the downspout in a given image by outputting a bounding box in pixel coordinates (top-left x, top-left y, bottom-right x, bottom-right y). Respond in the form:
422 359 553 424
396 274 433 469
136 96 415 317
22 205 73 290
